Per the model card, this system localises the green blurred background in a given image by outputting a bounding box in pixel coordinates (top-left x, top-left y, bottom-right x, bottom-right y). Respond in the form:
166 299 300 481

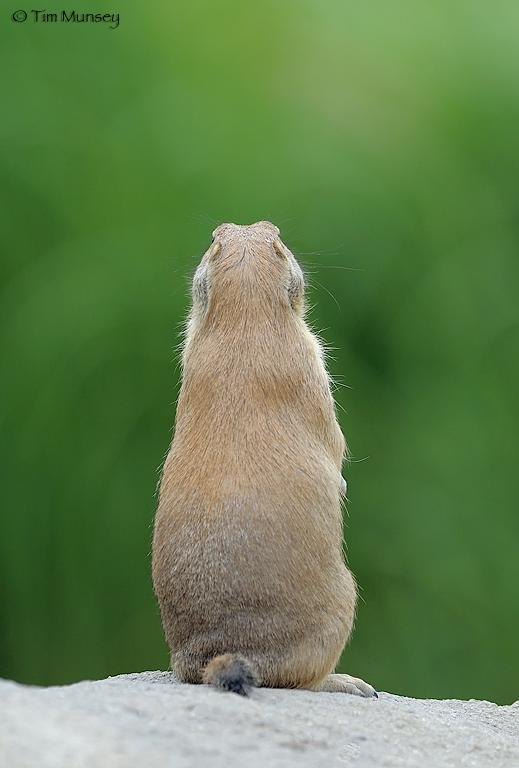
1 1 518 704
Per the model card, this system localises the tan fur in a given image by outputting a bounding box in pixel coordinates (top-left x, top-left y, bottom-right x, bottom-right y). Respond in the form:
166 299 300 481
152 221 375 696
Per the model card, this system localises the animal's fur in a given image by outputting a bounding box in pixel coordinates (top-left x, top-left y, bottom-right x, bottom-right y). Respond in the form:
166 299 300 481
152 221 375 697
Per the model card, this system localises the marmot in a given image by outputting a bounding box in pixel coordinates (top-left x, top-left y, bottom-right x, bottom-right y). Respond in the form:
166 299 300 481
152 221 376 698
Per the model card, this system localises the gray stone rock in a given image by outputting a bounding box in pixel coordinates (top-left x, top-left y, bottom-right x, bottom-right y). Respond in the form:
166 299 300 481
1 672 518 768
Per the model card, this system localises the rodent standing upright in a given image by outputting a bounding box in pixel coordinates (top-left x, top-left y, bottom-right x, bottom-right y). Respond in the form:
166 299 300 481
152 221 376 697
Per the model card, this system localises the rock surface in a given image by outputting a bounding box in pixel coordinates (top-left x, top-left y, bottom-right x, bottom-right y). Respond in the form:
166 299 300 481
1 671 518 768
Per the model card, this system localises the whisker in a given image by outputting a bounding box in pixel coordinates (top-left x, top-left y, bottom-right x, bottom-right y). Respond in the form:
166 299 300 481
302 261 365 272
308 278 342 312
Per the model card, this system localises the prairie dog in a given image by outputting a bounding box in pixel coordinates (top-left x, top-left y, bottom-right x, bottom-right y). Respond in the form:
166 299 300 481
152 221 376 698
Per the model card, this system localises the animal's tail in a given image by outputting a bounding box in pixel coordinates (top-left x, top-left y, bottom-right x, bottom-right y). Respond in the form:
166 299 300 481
202 654 258 696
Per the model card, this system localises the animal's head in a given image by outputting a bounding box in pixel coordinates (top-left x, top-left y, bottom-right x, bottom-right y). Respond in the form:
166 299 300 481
191 221 305 321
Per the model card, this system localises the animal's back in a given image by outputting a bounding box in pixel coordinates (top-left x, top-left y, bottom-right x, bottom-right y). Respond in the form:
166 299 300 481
152 221 371 695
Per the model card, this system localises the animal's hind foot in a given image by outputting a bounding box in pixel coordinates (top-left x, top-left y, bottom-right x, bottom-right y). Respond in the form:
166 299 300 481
312 673 378 698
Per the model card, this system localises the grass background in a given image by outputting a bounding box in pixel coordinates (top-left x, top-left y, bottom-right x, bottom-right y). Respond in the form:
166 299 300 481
1 1 518 703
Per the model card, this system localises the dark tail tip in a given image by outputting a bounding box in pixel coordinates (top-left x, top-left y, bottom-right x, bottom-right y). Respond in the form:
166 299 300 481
202 654 258 696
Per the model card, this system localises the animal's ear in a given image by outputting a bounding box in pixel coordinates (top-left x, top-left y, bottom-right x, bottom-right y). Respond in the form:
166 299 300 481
205 240 221 261
273 239 287 259
288 268 305 312
192 263 208 308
